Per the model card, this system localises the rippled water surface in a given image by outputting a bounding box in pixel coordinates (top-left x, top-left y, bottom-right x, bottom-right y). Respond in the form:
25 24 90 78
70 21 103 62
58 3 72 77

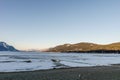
0 51 120 72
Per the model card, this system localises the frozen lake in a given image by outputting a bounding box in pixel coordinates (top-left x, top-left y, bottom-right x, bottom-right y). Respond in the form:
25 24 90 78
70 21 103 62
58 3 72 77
0 51 120 72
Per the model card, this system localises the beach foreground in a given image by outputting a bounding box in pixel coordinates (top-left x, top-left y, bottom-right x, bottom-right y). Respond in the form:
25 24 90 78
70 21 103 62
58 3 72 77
0 65 120 80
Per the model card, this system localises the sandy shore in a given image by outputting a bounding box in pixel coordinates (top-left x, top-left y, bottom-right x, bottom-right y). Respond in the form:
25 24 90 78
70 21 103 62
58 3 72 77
0 65 120 80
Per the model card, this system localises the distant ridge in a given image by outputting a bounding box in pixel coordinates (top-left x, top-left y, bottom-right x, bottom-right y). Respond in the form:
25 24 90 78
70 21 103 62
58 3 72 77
47 42 120 53
0 42 18 51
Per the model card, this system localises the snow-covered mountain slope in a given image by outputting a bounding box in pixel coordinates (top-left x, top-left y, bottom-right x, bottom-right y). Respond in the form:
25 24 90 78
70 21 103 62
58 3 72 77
0 42 18 51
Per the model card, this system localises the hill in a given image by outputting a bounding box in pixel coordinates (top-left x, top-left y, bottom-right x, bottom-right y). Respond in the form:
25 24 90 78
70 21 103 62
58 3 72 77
47 42 120 53
0 42 18 51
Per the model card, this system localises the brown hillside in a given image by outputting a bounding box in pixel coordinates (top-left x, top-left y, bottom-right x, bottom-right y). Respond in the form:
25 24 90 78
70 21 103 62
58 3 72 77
47 42 120 53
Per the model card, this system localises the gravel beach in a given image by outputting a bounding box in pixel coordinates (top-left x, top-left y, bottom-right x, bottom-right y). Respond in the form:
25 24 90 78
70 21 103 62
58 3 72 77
1 65 120 80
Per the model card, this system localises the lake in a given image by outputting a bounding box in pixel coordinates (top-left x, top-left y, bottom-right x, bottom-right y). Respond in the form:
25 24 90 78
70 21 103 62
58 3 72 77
0 51 120 72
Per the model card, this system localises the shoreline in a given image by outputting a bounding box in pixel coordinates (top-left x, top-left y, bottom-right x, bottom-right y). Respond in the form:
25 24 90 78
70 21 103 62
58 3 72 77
1 65 120 80
0 64 114 73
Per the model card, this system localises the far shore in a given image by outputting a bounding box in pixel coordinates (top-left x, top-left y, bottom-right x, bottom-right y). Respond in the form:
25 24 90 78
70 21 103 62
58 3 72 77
1 65 120 80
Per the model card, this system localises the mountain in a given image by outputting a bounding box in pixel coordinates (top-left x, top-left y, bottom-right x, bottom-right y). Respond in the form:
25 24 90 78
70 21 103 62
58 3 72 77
0 42 18 51
47 42 120 53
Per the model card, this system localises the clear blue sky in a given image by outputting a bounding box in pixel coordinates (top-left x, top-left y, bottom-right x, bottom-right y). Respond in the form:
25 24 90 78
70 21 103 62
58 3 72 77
0 0 120 50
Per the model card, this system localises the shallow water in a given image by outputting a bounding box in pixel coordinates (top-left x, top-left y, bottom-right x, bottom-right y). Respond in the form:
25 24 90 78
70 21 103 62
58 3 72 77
0 51 120 72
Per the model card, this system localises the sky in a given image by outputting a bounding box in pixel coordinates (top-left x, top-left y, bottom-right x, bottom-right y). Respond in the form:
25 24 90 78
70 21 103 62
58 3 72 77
0 0 120 50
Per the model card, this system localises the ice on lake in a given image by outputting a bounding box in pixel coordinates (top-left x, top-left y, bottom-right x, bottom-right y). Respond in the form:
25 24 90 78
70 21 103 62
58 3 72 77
0 51 120 72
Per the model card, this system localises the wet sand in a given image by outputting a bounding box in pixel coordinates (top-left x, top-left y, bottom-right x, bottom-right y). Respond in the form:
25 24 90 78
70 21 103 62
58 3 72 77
0 65 120 80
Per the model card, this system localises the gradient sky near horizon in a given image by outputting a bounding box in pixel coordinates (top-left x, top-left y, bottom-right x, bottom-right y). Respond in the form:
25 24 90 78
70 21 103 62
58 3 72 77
0 0 120 50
